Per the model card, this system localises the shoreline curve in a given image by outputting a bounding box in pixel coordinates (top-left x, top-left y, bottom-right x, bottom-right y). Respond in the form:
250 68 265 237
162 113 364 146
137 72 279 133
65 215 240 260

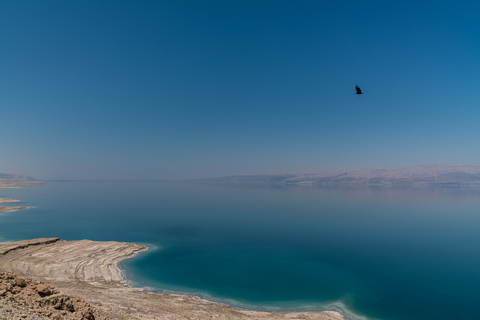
0 238 347 320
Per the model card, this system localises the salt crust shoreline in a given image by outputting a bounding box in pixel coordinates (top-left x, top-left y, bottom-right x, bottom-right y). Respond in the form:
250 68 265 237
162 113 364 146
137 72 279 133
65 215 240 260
0 198 29 213
0 180 45 189
0 238 345 320
0 199 22 203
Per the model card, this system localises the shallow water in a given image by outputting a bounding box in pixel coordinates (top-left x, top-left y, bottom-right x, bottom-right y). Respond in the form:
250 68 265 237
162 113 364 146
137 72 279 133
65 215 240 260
1 182 479 320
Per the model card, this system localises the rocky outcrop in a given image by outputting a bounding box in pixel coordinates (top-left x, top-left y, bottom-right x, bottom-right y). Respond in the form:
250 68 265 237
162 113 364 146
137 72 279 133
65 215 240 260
0 271 106 320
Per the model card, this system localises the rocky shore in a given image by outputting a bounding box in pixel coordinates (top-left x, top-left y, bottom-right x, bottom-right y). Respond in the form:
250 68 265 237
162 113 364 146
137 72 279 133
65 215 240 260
0 238 344 320
0 271 106 320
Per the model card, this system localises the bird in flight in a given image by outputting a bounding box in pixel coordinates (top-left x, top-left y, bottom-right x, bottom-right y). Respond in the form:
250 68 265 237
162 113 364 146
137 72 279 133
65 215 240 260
355 85 363 94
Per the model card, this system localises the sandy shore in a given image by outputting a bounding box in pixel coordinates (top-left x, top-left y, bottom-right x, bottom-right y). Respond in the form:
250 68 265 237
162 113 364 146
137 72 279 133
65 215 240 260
0 238 345 320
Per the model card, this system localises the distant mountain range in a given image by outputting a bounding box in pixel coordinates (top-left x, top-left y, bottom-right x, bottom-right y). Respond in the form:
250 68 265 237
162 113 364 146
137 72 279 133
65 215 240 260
190 164 480 187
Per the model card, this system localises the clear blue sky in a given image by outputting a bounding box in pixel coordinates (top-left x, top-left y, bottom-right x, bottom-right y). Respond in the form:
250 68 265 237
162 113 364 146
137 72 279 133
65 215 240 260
1 0 480 180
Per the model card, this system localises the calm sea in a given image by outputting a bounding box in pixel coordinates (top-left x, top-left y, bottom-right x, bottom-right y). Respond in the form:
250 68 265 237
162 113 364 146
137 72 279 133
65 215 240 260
1 182 479 320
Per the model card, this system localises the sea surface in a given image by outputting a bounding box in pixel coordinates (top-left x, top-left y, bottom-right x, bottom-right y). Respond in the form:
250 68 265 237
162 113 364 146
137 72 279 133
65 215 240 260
1 182 480 320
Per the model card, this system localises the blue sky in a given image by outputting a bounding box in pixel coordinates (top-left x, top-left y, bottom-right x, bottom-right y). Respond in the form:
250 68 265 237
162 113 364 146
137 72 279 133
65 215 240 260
1 1 480 180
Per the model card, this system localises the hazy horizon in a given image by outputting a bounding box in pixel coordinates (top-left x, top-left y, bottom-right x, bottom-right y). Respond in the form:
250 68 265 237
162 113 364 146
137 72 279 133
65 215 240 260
2 1 480 181
3 162 480 183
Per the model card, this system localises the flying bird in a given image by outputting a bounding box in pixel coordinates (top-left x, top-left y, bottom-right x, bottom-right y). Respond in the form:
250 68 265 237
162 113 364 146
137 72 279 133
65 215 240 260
355 85 363 94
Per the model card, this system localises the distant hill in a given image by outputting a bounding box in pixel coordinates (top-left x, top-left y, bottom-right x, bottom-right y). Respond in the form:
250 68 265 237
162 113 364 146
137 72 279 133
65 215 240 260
0 173 37 181
0 173 45 188
190 164 480 187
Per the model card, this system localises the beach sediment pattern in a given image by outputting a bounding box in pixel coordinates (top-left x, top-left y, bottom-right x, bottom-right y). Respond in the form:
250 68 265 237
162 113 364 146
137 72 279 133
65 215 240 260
0 238 345 320
0 238 147 284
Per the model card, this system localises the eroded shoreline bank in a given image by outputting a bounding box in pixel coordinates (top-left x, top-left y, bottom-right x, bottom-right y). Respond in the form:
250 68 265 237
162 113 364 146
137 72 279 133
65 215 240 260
0 238 345 320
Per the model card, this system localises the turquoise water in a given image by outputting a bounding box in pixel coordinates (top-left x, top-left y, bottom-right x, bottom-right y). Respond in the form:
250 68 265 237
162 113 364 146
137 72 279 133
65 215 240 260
1 182 480 320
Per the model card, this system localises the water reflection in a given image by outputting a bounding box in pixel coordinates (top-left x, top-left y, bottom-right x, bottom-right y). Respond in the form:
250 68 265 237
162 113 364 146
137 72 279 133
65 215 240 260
1 182 480 320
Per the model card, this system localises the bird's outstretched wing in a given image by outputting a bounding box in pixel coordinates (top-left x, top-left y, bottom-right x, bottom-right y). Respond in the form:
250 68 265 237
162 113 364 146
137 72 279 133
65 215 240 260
355 85 363 94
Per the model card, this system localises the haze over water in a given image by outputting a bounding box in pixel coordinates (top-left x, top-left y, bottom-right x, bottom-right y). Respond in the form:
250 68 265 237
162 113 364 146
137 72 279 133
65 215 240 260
1 182 479 320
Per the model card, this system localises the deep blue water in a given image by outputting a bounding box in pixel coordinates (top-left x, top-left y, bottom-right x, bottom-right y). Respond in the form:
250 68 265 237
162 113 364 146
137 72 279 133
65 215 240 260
1 182 480 320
